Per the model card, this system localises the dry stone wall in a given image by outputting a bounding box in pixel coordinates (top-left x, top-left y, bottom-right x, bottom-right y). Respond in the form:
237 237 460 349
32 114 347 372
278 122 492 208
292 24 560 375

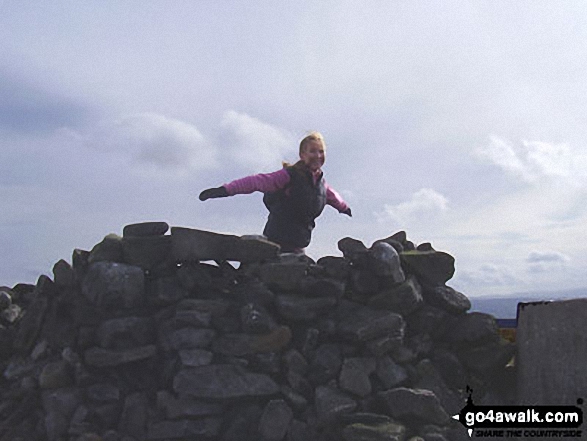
0 223 516 441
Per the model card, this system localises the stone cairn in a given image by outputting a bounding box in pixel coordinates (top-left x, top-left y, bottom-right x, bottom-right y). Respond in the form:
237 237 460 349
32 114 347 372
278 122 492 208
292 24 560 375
0 223 516 441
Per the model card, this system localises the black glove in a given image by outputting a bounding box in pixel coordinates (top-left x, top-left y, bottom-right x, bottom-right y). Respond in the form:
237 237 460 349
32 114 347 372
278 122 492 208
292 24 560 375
199 186 229 201
342 207 352 217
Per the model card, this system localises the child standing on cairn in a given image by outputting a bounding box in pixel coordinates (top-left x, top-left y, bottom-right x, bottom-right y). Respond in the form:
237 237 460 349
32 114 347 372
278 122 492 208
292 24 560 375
199 131 351 253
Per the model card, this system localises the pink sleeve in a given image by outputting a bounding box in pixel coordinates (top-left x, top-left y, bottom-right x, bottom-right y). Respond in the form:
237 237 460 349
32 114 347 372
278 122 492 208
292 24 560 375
325 182 349 212
223 168 291 195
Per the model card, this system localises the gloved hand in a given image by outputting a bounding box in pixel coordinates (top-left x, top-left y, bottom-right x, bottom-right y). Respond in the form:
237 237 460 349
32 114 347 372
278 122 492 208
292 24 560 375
199 186 229 201
342 207 352 217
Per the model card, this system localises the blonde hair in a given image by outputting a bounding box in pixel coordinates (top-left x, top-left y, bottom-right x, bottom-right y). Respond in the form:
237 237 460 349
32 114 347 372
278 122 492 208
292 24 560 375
299 131 326 155
282 131 326 168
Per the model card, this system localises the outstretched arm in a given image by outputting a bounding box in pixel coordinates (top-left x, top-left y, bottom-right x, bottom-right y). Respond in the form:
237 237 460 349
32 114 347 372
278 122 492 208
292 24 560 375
325 183 351 216
223 168 290 195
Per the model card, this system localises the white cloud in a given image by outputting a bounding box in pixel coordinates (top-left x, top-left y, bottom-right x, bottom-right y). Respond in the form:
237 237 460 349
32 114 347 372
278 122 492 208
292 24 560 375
93 113 217 173
526 250 570 273
476 136 587 186
380 188 448 226
455 263 524 289
219 110 296 171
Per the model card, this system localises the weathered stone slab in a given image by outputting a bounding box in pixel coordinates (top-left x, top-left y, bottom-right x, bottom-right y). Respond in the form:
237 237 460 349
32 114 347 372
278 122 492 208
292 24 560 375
96 316 155 349
368 275 423 316
258 399 293 441
156 390 223 419
376 356 408 389
308 343 343 385
81 261 144 310
517 298 587 405
39 360 72 389
211 326 291 356
378 387 450 425
339 357 376 397
119 392 148 440
171 227 279 263
337 304 405 343
88 234 124 264
13 294 48 354
179 348 213 367
84 345 157 367
173 364 279 399
260 262 309 291
122 235 172 270
160 327 216 351
369 241 406 281
399 250 455 285
275 295 337 321
342 421 407 441
147 418 221 439
422 285 470 315
123 221 169 237
315 385 357 425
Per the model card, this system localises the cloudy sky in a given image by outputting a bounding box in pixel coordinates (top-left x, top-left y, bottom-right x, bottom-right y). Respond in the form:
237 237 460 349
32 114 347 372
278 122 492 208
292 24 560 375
2 1 586 297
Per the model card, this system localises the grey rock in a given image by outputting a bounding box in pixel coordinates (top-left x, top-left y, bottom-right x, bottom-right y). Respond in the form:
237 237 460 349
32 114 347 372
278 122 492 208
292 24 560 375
173 309 212 328
366 334 404 357
339 357 377 397
260 262 309 291
156 390 223 419
376 356 408 389
42 387 83 441
275 294 337 321
84 345 157 367
3 356 36 380
342 421 407 441
118 392 149 440
369 241 406 281
0 286 13 310
13 293 48 353
414 359 465 415
240 302 277 334
399 250 455 285
258 399 294 441
160 327 216 351
173 364 279 399
445 312 499 347
308 344 343 385
222 404 263 441
316 256 351 280
96 316 155 349
123 221 169 237
457 338 515 380
88 234 124 264
147 418 221 440
1 303 21 324
378 387 450 426
429 349 467 390
39 360 72 389
87 383 120 402
300 276 346 299
52 259 75 287
175 298 231 318
315 385 357 425
368 275 423 316
122 235 172 270
407 304 449 337
283 348 309 375
171 227 279 263
211 326 291 356
151 275 189 305
350 268 380 295
179 348 213 367
81 261 144 310
337 303 405 343
280 385 309 412
423 285 471 315
338 237 369 261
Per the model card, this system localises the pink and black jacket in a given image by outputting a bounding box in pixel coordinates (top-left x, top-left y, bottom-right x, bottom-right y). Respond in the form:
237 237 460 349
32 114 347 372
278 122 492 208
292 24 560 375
224 162 348 251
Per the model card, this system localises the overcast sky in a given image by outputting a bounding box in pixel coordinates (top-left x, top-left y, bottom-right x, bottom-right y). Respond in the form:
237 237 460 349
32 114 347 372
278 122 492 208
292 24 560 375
2 1 586 297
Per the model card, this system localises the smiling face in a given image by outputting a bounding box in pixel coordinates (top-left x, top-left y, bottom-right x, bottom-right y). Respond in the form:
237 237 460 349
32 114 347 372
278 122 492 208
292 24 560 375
300 139 326 172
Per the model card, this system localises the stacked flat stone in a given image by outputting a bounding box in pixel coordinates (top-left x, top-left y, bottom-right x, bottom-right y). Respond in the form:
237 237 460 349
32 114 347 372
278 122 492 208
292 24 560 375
0 223 515 441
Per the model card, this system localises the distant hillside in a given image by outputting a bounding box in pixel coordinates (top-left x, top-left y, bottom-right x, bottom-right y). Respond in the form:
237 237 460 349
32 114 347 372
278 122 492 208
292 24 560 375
469 287 587 318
